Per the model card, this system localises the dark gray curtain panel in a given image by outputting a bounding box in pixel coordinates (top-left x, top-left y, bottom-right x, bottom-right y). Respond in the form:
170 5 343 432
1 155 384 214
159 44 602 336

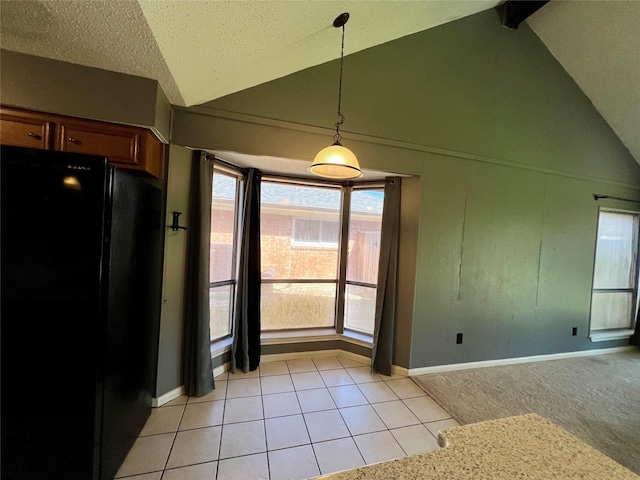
232 168 262 373
372 177 401 376
183 151 215 397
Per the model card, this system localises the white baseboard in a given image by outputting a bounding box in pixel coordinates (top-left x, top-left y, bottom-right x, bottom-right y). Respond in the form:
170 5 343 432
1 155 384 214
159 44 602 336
153 363 231 407
154 346 636 404
407 345 637 377
214 362 231 378
153 385 185 407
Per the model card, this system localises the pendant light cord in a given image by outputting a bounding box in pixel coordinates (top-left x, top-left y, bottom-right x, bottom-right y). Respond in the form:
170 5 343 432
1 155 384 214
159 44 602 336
334 23 346 145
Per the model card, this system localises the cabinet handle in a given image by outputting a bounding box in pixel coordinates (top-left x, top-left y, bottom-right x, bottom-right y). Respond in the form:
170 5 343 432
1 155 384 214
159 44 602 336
67 137 79 143
27 132 41 139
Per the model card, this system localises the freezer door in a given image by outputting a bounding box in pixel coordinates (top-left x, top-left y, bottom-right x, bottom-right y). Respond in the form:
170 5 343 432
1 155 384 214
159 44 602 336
1 146 110 480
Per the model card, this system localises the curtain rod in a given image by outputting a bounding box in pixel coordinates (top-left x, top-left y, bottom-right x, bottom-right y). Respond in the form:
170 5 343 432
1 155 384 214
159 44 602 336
593 194 640 204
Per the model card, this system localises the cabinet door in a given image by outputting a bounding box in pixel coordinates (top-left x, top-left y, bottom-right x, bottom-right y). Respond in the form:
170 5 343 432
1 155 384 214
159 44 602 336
0 109 54 149
1 106 164 179
57 119 142 168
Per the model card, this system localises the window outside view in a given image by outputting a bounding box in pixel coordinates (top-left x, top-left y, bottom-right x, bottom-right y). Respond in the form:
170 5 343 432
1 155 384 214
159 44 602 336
260 182 341 330
209 172 387 340
209 171 240 341
345 189 384 334
590 210 639 332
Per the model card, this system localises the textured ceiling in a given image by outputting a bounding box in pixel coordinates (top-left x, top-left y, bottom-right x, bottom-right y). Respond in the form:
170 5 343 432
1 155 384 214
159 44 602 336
136 0 501 106
0 0 184 104
1 0 500 107
1 0 638 165
527 0 640 170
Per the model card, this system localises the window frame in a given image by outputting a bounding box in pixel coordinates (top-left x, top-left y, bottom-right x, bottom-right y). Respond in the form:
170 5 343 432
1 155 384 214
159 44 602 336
260 176 343 332
589 207 640 341
342 183 385 336
209 162 244 343
258 176 386 339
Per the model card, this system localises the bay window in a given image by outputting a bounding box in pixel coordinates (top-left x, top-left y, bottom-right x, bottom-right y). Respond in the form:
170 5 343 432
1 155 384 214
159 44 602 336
209 168 389 343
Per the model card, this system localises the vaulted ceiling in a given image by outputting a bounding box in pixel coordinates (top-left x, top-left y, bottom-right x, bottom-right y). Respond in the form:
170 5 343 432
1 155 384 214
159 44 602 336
1 0 638 164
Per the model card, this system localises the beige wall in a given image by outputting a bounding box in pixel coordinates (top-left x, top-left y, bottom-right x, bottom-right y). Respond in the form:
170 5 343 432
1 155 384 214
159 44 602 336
0 49 171 141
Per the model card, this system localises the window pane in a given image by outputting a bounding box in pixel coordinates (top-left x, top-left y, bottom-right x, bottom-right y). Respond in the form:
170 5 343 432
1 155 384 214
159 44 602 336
344 284 376 334
261 182 341 280
590 291 633 330
210 173 238 283
210 284 233 339
294 219 321 243
210 170 241 342
320 221 340 244
261 283 336 330
347 190 384 284
593 212 635 289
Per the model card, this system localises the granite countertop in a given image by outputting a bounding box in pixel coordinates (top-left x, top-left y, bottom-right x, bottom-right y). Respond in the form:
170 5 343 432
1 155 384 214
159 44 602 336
315 413 639 480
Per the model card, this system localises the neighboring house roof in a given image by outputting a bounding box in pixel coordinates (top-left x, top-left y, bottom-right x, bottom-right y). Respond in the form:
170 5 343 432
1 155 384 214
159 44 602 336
213 175 384 214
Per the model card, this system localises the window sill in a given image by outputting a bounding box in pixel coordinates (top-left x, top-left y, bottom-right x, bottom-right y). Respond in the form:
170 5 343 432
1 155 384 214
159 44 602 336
212 329 374 355
211 336 233 358
261 328 373 348
342 329 374 345
291 243 338 251
588 328 635 342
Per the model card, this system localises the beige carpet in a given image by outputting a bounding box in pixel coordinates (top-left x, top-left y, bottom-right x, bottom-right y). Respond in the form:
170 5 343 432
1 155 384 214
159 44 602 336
412 348 640 474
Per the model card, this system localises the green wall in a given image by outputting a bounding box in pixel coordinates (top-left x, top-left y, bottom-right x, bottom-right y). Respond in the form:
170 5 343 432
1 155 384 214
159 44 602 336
156 145 192 395
202 10 637 185
415 154 638 366
173 9 640 369
2 8 639 379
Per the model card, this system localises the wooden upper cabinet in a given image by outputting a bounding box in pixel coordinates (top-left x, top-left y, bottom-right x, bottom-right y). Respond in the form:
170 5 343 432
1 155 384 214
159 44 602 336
0 106 164 179
0 108 54 150
57 118 142 167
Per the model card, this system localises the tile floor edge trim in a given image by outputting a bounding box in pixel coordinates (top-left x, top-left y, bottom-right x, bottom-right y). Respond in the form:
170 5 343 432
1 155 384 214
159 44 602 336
261 349 371 364
407 345 637 376
393 365 410 377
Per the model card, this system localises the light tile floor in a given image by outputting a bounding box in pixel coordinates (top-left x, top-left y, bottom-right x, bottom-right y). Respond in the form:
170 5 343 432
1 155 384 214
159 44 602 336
115 355 459 480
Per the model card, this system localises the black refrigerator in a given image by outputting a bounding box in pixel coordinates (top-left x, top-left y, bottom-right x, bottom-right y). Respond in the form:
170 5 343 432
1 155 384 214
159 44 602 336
1 145 164 480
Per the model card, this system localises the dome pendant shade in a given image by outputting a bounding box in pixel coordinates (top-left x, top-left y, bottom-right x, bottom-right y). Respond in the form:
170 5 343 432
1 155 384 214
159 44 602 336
309 144 362 179
310 12 362 180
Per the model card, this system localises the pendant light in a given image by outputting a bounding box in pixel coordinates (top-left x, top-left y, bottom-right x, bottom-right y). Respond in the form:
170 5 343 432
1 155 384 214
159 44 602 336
309 12 363 180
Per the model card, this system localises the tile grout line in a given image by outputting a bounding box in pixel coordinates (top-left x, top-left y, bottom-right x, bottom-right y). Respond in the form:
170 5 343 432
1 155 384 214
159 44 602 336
259 366 271 480
398 393 456 442
335 366 403 467
152 357 455 479
214 377 229 480
299 360 325 477
159 401 188 477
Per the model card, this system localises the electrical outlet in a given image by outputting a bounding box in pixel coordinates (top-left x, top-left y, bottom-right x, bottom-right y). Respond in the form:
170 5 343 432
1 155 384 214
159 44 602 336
572 327 577 336
456 333 463 344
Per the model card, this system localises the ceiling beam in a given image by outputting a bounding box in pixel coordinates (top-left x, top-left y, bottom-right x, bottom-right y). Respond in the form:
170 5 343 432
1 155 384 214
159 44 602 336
497 0 550 29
